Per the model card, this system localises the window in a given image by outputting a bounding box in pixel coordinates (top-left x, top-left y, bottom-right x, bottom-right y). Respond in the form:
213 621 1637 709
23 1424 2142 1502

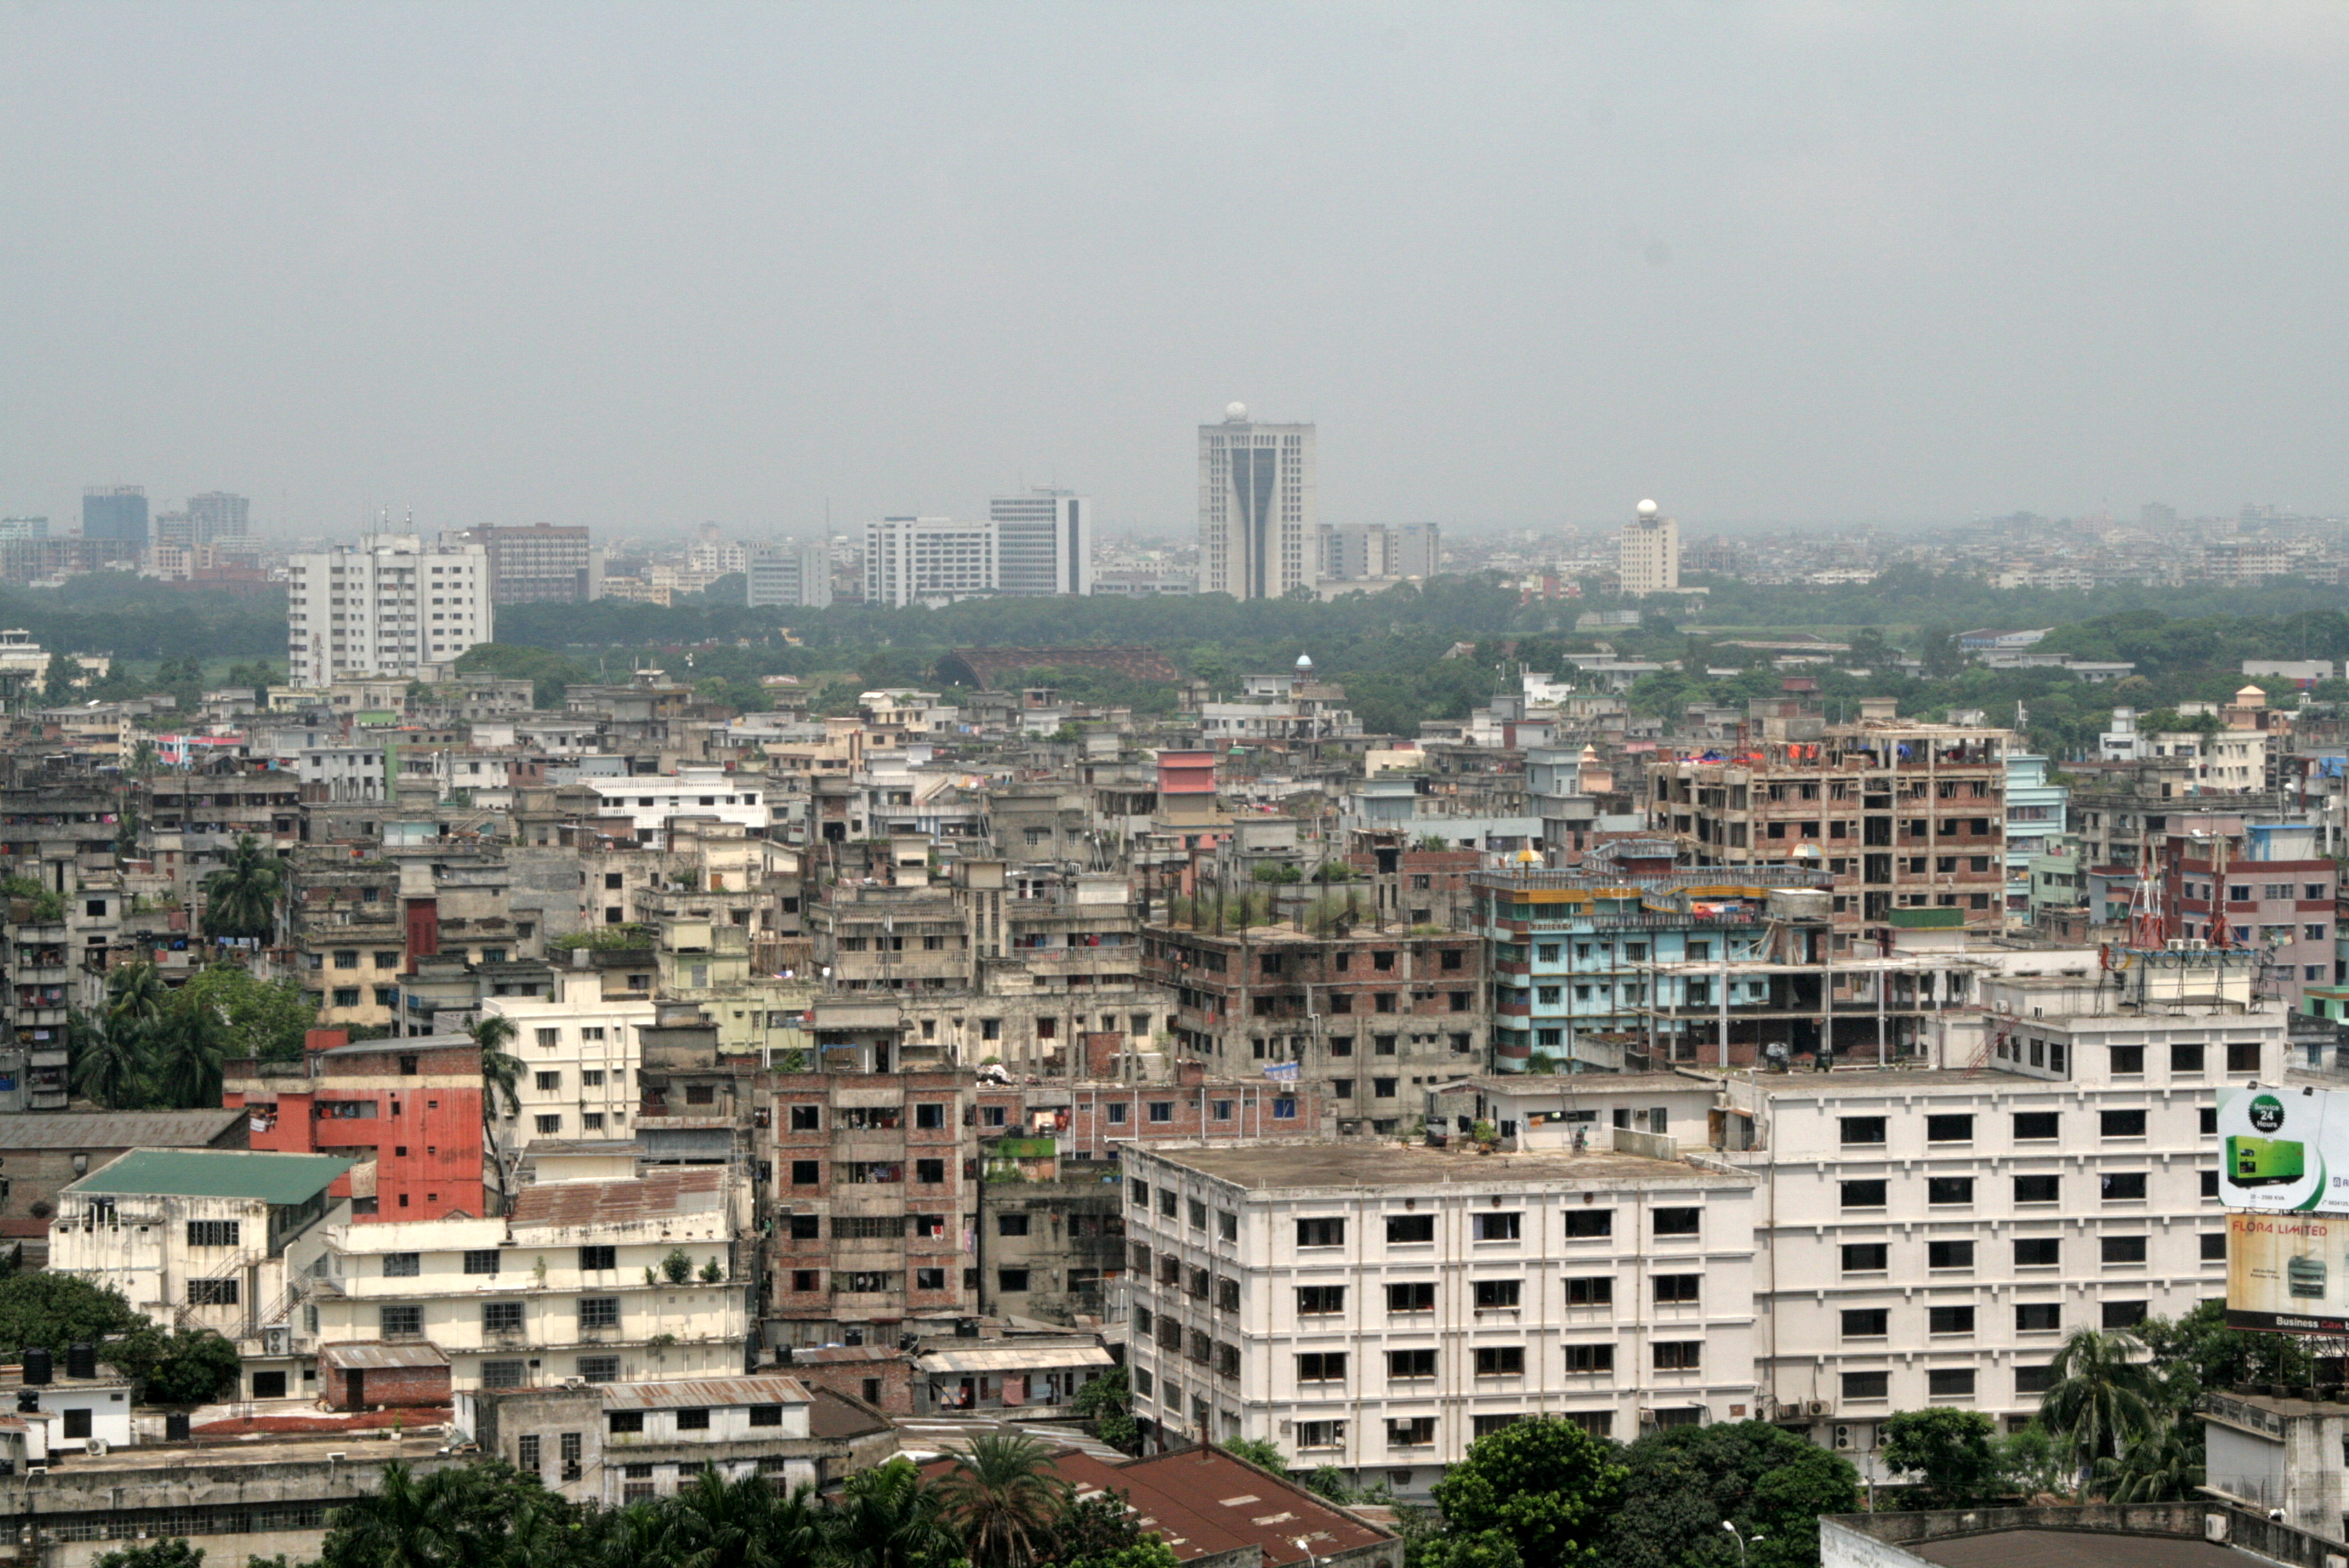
480 1360 526 1390
1475 1279 1523 1309
915 1268 944 1290
1475 1347 1525 1376
1147 1102 1173 1123
1929 1368 1976 1398
1653 1341 1702 1370
1566 1209 1613 1239
1565 1276 1613 1305
916 1158 946 1184
998 1269 1031 1292
577 1356 619 1383
334 988 361 1008
790 1105 821 1131
608 1410 644 1434
536 1071 561 1092
1929 1240 1975 1269
1297 1285 1345 1314
1843 1309 1890 1339
2101 1109 2147 1138
1842 1371 1889 1401
2102 1299 2148 1329
1840 1116 1887 1145
1296 1218 1345 1248
1842 1243 1889 1272
1129 1179 1149 1207
2014 1174 2060 1204
914 1103 944 1129
997 1214 1030 1237
1388 1416 1436 1448
2202 1232 2227 1261
463 1249 500 1275
2100 1172 2148 1201
580 1245 616 1271
536 1114 563 1134
2015 1301 2062 1332
1387 1213 1435 1244
2227 1042 2261 1073
1652 1208 1699 1236
2015 1364 2054 1395
749 1404 784 1427
579 1297 620 1329
1472 1212 1522 1241
1653 1274 1700 1304
2102 1235 2148 1264
1929 1305 1975 1334
1387 1281 1436 1313
1841 1180 1888 1209
1562 1343 1614 1372
788 1214 820 1239
189 1278 239 1306
380 1304 422 1337
1220 1209 1238 1241
2171 1043 2205 1073
1928 1177 1974 1206
1106 1103 1129 1124
2015 1238 2060 1268
1924 1113 1974 1143
1297 1352 1346 1383
187 1220 240 1247
484 1302 524 1333
1387 1349 1437 1379
2013 1112 2059 1140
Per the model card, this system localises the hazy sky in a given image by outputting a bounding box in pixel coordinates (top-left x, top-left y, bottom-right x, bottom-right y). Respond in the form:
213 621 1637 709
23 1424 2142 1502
4 3 2345 540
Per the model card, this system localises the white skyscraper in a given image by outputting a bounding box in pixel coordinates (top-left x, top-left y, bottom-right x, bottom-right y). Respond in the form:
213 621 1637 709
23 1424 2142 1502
1199 404 1315 601
747 542 833 609
988 489 1091 596
286 533 493 686
1618 499 1681 596
862 516 998 608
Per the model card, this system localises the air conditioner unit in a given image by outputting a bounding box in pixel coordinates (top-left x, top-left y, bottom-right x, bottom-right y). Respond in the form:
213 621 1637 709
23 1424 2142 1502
561 1376 586 1387
1806 1400 1831 1417
262 1327 290 1356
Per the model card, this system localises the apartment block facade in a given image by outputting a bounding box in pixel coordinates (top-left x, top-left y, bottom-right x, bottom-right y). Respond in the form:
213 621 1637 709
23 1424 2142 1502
287 534 494 685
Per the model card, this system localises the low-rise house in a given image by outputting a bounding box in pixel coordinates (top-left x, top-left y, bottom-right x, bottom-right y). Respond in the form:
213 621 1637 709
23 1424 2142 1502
458 1375 843 1504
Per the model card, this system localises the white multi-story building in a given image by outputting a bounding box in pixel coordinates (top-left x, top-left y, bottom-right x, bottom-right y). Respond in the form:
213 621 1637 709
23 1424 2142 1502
314 1164 747 1393
1619 500 1680 595
188 491 251 545
863 516 998 607
286 533 493 686
1199 405 1315 601
460 1374 832 1505
578 765 770 850
988 489 1091 596
1117 1140 1759 1496
482 980 656 1149
746 543 833 609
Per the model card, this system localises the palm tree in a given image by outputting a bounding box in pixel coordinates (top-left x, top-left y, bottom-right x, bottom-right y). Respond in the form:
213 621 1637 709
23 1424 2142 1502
933 1432 1069 1568
2095 1420 2202 1502
201 832 284 943
661 1470 820 1568
828 1459 961 1568
107 960 169 1034
69 1012 149 1110
323 1460 452 1568
470 1013 525 1118
151 995 229 1109
2041 1327 2160 1480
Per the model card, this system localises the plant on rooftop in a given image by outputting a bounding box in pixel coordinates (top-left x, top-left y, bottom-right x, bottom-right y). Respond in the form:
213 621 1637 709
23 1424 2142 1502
662 1247 694 1284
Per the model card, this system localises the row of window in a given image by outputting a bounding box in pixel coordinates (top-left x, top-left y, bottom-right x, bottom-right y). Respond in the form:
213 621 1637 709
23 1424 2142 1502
1840 1234 2226 1270
1841 1173 2163 1208
371 1296 624 1337
1843 1299 2149 1338
787 1158 953 1184
1837 1106 2221 1144
1280 1343 1701 1380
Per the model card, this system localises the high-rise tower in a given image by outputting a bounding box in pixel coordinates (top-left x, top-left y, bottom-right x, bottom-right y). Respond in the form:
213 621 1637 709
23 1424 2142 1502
1198 405 1315 601
1618 498 1681 596
989 489 1091 596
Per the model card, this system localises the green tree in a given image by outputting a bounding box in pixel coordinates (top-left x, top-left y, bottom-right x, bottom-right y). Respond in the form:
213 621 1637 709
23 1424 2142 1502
107 961 170 1035
2137 1299 2311 1413
1604 1420 1859 1568
92 1542 204 1568
660 1469 822 1568
201 834 285 942
1995 1421 2070 1500
1036 1491 1144 1565
71 1011 152 1109
127 1327 242 1405
826 1458 960 1568
322 1459 561 1568
174 964 318 1063
933 1431 1070 1568
2095 1420 2201 1503
0 1270 145 1349
1060 1542 1180 1568
148 995 230 1109
470 1013 524 1118
1220 1435 1287 1473
1074 1365 1138 1453
1879 1409 2001 1507
2041 1328 2160 1477
1430 1415 1627 1568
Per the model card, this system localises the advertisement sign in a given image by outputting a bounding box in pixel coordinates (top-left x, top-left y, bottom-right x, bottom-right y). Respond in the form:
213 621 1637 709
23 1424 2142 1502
2215 1085 2349 1215
2226 1211 2349 1332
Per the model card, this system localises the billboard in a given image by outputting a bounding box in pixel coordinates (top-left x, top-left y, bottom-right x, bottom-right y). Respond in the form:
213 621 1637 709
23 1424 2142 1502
2226 1211 2349 1332
2215 1085 2349 1215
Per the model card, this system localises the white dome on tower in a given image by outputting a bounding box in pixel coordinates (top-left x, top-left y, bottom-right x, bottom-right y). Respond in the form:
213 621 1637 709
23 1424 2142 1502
1226 401 1249 421
1637 499 1659 518
1295 652 1314 670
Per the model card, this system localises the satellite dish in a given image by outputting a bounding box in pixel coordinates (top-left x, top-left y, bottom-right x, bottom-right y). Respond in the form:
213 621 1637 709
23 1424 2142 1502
1226 401 1248 421
1637 500 1659 518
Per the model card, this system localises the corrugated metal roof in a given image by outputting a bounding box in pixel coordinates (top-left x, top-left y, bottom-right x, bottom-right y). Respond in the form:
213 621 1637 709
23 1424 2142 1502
69 1148 353 1204
600 1375 812 1410
509 1166 723 1227
916 1345 1114 1375
0 1111 244 1148
319 1341 450 1370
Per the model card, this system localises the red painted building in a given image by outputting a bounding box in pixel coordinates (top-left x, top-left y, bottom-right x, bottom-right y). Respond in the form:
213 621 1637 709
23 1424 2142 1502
2159 832 2336 1005
222 1029 490 1220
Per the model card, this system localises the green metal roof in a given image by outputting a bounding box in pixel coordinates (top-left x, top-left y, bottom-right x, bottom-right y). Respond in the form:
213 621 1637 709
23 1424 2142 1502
70 1149 353 1204
1884 907 1965 929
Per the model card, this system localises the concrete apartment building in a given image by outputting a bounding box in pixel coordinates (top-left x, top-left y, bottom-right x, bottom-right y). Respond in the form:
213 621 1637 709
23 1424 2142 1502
746 541 833 609
1140 922 1485 1133
286 533 494 686
224 1033 489 1221
460 1374 842 1504
579 765 770 850
1618 500 1680 595
1118 1139 1760 1495
1647 711 2012 942
863 515 998 607
313 1165 746 1395
49 1150 354 1401
2159 822 2336 1005
1198 405 1315 601
763 1069 978 1347
482 981 658 1151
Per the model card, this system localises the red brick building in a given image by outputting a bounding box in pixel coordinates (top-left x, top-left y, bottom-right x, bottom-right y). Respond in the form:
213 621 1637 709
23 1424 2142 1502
223 1029 489 1219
